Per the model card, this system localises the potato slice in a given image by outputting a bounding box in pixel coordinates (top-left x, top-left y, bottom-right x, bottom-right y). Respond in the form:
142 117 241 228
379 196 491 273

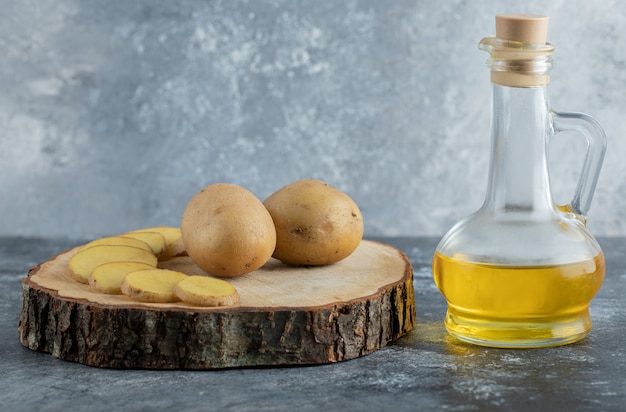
121 269 188 303
127 226 185 258
78 236 152 253
120 231 166 256
88 261 156 294
174 276 240 307
69 245 158 284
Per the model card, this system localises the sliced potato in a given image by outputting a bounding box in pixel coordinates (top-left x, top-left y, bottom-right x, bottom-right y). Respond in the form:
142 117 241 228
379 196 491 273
121 269 188 303
120 231 166 256
88 261 156 294
127 226 185 258
174 275 240 307
69 245 158 284
78 236 153 253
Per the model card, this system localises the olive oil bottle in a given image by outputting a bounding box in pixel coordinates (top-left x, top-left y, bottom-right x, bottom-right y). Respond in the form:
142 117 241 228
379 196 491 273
432 14 607 348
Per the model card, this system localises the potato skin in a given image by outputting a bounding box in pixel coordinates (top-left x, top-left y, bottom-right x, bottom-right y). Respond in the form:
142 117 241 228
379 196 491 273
181 183 276 277
263 179 364 266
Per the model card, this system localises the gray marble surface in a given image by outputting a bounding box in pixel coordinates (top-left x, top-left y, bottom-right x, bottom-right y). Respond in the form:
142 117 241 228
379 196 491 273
1 1 625 239
2 236 625 411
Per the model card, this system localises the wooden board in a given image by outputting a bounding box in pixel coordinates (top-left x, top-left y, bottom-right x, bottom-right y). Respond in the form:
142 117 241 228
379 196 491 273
18 240 415 369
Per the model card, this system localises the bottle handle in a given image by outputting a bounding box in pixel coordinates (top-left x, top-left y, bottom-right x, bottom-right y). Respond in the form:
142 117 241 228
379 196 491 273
551 111 607 219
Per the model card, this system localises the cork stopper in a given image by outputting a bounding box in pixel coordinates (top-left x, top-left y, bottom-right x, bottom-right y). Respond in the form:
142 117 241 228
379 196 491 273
480 14 553 87
495 14 549 45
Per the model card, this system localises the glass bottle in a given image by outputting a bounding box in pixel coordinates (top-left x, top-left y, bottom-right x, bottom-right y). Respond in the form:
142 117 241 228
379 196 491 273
432 14 607 348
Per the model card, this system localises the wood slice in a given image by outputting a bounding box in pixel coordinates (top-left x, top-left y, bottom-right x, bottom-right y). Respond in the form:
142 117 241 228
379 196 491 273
18 240 415 369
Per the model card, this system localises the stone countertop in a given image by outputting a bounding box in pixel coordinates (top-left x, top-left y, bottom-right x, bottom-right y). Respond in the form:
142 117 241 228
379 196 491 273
1 236 625 411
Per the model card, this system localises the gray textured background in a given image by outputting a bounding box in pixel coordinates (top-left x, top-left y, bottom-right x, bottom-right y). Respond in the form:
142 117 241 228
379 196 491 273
1 0 625 238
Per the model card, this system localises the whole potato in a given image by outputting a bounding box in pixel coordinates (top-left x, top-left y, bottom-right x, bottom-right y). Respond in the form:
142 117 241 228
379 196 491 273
263 179 364 266
181 183 276 277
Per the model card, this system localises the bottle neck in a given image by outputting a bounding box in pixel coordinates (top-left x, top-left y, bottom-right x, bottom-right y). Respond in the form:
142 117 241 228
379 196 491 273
482 84 554 215
479 37 555 88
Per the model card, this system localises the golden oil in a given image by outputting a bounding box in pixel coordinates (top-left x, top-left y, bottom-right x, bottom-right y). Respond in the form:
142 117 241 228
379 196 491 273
432 252 605 348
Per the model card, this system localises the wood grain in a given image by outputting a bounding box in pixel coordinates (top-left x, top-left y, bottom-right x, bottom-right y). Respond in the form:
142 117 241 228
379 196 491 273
19 240 415 369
